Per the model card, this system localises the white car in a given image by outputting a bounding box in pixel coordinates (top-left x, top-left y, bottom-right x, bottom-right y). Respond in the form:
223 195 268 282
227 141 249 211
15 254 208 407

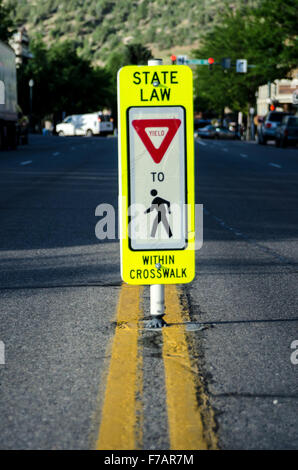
56 112 114 137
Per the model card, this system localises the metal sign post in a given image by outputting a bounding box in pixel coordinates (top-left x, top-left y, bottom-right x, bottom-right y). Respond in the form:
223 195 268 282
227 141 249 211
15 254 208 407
118 59 195 327
148 59 166 327
0 80 5 104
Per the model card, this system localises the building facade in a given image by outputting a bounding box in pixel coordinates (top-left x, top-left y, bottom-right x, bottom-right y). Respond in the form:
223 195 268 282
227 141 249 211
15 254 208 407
9 27 33 68
257 73 298 116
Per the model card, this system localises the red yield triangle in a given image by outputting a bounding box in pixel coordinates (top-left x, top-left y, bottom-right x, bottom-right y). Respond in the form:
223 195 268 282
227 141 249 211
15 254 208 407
132 119 181 163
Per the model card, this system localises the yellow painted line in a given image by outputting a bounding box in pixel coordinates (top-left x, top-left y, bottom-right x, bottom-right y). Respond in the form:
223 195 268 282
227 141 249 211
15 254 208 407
96 284 143 450
163 285 217 450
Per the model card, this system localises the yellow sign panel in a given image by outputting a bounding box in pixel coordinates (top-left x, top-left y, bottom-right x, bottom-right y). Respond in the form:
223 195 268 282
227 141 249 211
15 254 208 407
118 65 195 285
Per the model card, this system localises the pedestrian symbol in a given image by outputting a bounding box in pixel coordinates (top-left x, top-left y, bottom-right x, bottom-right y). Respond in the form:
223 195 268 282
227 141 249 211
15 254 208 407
145 190 173 238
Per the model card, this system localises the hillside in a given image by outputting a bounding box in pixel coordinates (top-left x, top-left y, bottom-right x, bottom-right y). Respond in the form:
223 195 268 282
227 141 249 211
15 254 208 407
7 0 254 65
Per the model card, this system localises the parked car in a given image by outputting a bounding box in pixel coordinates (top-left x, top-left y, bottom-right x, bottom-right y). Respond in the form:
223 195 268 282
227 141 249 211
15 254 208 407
56 112 114 137
196 125 216 139
275 115 298 148
194 118 211 132
215 127 236 139
257 111 289 144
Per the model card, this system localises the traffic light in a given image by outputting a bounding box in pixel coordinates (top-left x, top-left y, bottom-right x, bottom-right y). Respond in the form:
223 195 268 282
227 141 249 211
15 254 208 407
171 54 177 65
177 55 187 65
221 58 231 69
268 99 279 111
208 57 214 71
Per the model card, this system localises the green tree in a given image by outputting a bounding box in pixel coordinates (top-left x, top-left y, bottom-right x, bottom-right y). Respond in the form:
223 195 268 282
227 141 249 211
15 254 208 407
0 0 15 42
17 38 113 124
193 2 298 117
124 43 153 65
252 0 298 75
106 43 153 120
106 49 127 78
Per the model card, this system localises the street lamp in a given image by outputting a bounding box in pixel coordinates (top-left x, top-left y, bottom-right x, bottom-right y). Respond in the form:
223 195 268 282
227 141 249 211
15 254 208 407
29 79 34 131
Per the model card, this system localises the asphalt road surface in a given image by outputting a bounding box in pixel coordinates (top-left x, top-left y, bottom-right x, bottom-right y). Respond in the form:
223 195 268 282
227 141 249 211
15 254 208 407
0 134 297 450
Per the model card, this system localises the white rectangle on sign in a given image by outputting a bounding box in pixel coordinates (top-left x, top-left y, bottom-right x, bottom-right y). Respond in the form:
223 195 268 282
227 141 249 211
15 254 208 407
128 106 186 251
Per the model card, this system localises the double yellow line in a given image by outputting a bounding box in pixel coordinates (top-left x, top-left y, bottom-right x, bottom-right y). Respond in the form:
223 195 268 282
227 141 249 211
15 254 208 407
96 284 217 450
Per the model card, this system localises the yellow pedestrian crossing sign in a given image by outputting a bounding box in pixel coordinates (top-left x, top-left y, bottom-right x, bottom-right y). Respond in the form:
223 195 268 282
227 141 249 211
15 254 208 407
118 64 195 285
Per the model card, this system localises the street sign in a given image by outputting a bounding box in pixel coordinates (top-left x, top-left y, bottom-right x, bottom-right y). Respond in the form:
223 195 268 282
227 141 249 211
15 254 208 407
236 59 247 73
131 116 181 164
187 59 208 65
292 89 298 105
118 65 195 285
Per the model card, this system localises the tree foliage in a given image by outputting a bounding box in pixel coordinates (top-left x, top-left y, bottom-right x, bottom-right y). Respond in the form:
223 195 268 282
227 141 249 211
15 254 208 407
17 38 113 121
193 1 298 115
106 43 153 79
125 43 153 66
5 0 253 63
105 43 153 120
0 0 15 42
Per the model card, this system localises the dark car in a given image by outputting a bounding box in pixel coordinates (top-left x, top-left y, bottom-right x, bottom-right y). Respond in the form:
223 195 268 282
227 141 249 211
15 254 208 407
257 111 290 144
197 125 216 139
275 115 298 148
215 127 236 139
194 119 211 130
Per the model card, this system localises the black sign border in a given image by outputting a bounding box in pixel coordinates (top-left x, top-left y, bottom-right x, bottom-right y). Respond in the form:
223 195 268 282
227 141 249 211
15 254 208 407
126 105 188 252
